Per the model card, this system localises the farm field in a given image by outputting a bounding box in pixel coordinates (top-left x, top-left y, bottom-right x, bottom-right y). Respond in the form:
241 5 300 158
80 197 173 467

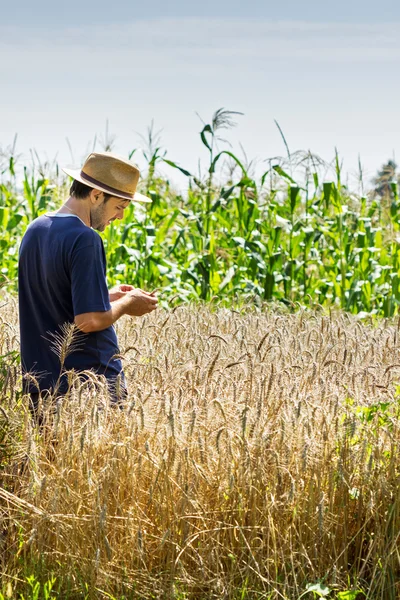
1 118 400 599
1 298 400 599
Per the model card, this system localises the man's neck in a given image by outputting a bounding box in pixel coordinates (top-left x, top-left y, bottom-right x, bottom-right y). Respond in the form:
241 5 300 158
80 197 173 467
58 197 90 227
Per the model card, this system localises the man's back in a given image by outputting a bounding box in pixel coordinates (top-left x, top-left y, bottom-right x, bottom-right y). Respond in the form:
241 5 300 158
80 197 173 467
19 213 122 395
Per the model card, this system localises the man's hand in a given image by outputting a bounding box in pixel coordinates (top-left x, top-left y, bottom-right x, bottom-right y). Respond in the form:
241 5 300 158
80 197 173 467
123 288 158 316
75 288 158 332
109 284 134 302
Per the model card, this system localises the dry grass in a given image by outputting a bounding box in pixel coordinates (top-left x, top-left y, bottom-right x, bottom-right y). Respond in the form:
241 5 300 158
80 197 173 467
1 297 400 599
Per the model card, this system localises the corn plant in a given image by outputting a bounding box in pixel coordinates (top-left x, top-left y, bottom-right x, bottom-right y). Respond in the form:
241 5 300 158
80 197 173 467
2 111 400 315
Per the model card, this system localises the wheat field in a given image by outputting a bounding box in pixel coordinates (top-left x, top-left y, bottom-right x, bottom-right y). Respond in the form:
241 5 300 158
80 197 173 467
1 296 400 599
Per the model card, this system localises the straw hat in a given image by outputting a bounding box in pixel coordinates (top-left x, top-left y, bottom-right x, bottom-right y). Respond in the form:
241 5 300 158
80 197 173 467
62 152 151 203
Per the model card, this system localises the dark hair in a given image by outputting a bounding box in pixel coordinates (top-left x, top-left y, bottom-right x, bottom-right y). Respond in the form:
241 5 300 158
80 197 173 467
69 180 112 202
69 180 92 199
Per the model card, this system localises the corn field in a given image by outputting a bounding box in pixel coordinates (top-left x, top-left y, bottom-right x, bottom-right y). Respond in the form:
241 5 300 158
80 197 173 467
1 298 400 599
1 112 400 315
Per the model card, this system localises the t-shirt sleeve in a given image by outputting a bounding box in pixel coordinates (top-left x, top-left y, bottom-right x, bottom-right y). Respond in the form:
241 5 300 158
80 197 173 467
70 231 111 316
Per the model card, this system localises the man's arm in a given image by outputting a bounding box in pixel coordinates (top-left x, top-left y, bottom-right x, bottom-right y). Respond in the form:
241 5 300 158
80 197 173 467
75 289 158 333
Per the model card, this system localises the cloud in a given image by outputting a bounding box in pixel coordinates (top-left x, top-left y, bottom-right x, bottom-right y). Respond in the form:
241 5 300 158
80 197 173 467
1 16 399 188
1 18 400 72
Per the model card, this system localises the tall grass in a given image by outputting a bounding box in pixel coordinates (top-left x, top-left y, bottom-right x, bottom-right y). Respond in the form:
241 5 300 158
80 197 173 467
1 296 400 598
1 111 400 315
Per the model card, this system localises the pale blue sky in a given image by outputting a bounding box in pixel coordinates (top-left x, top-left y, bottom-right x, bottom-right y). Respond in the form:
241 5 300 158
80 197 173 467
3 0 399 24
1 0 399 191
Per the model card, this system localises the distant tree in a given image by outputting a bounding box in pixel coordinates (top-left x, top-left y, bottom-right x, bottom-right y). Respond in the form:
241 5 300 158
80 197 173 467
373 159 398 199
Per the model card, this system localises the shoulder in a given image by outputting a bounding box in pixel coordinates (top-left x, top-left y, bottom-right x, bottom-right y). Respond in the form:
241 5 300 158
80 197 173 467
43 216 102 249
74 226 103 249
26 215 51 230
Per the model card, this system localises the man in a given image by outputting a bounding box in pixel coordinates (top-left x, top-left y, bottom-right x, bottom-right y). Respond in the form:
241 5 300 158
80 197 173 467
18 152 157 413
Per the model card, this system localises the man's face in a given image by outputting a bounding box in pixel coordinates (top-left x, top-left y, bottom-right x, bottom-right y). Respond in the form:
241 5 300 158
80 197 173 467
90 195 130 232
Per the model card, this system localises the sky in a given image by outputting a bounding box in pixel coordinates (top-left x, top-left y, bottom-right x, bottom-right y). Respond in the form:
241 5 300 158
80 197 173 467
1 0 400 192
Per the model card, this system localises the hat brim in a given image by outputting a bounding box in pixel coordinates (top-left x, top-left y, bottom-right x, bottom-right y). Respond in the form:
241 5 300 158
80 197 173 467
62 167 152 203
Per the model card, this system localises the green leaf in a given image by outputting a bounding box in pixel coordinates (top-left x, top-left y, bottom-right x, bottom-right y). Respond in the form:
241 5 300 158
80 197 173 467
209 150 247 176
220 184 238 200
274 119 291 159
9 156 15 177
0 206 10 229
299 582 331 598
390 181 399 201
261 168 271 186
219 266 236 292
337 591 362 600
233 236 246 249
290 185 300 213
200 124 213 152
323 181 333 209
162 159 192 177
308 583 330 596
273 165 297 185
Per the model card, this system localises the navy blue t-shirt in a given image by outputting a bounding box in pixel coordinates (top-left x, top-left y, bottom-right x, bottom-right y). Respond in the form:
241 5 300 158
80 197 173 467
18 214 123 394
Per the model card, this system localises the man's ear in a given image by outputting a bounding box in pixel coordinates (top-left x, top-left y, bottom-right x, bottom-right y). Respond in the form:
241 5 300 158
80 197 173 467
89 188 103 205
